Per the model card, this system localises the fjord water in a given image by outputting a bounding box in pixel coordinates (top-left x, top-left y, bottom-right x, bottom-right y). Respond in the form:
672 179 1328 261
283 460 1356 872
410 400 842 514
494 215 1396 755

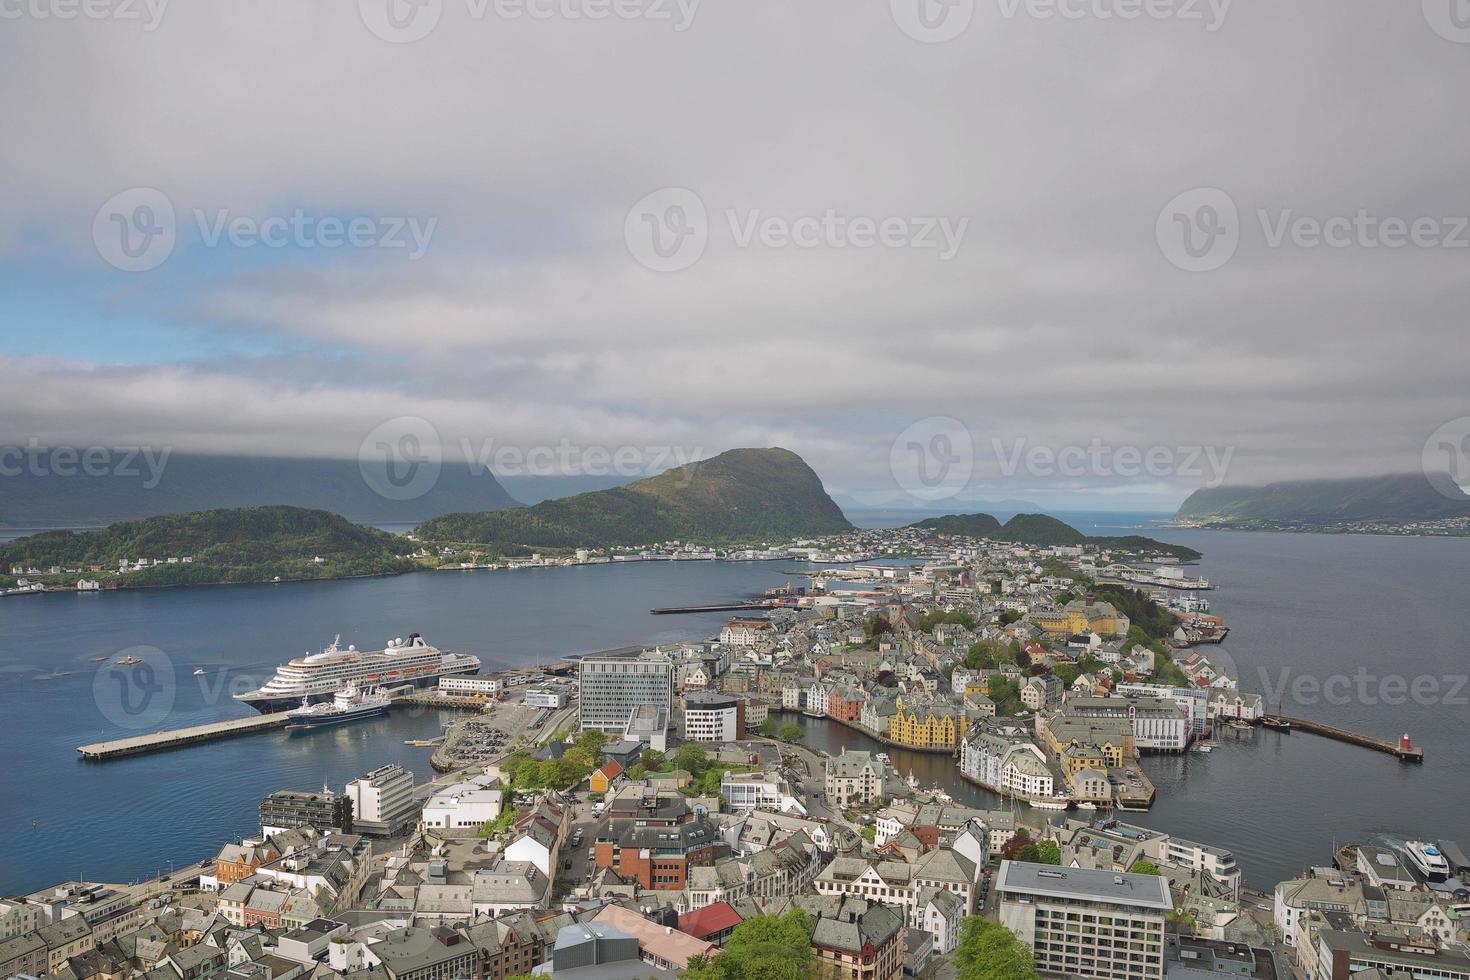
4 529 1468 891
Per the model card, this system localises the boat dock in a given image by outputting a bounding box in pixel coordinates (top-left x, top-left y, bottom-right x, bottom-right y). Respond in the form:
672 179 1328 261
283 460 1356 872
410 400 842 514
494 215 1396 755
650 602 777 615
1261 715 1424 762
77 712 293 761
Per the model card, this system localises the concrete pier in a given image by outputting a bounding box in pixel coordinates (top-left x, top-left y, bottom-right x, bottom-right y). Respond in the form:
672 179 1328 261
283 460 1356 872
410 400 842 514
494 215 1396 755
1261 715 1424 762
77 712 292 760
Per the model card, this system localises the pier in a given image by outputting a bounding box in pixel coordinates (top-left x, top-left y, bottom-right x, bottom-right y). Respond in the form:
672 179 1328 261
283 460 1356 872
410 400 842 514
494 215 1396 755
1261 716 1424 762
77 712 292 761
650 602 777 615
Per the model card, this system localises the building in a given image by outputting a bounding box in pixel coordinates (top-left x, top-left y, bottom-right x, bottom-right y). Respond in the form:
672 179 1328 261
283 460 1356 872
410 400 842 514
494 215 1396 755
719 618 774 648
960 728 1056 799
545 923 666 980
996 861 1171 980
578 650 674 734
720 772 805 814
807 897 907 980
1314 929 1470 980
682 693 744 742
420 776 503 834
524 683 570 709
1028 598 1127 638
371 925 479 980
889 702 966 750
437 676 502 697
259 790 353 836
589 905 714 972
1064 696 1190 752
824 750 888 807
344 764 419 836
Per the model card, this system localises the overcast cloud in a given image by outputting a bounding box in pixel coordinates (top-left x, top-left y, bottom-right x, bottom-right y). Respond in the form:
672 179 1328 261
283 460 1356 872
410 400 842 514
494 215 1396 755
1 0 1466 510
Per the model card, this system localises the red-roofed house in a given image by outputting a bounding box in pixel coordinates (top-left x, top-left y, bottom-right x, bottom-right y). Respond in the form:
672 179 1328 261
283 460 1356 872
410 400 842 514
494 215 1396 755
678 901 743 945
590 760 624 794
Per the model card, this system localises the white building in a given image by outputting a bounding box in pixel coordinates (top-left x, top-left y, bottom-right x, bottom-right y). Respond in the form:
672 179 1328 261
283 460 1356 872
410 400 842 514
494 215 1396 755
578 649 674 733
961 728 1056 799
823 750 888 807
720 772 806 814
719 618 774 648
525 683 570 709
344 764 418 835
997 862 1171 980
421 776 504 833
439 676 502 697
683 693 742 742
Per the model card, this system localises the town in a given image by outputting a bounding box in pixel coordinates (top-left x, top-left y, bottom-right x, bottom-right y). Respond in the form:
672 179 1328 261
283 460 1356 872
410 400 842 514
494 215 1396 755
8 528 1465 980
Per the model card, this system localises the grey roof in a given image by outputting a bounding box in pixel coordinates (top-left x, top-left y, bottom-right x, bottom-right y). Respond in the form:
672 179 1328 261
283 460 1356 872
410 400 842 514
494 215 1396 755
997 860 1172 911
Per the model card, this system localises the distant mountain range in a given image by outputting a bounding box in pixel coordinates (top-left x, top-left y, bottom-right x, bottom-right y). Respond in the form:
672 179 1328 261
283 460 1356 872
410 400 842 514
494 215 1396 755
0 452 520 528
416 447 854 547
911 512 1201 559
1174 473 1470 524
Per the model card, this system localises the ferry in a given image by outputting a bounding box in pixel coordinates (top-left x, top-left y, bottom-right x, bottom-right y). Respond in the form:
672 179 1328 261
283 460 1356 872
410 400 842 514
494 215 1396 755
286 685 390 730
1405 841 1451 882
235 633 479 713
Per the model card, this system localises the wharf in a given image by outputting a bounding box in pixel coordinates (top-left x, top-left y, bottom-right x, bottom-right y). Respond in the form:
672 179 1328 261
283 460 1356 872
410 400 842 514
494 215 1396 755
650 602 778 615
77 712 291 760
1260 716 1424 762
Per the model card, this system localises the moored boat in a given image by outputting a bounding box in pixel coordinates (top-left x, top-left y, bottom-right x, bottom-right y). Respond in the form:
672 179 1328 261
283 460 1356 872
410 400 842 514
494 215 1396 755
286 685 390 730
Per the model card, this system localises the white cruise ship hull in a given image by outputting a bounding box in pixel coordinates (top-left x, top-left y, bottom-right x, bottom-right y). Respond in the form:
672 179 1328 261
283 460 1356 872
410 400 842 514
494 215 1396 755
234 633 480 713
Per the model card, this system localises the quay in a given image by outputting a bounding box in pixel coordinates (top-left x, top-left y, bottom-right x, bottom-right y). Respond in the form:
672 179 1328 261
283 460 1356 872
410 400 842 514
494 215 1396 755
1261 716 1424 762
77 713 291 761
650 602 777 615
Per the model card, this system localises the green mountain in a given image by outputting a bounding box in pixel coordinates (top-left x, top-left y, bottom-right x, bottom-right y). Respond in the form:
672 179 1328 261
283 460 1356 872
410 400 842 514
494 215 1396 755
416 448 853 547
0 506 416 587
911 511 1200 560
1174 473 1470 523
910 514 1004 537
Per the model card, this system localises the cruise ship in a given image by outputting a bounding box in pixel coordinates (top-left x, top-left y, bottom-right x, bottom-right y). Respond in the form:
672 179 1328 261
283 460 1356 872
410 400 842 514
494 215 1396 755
286 685 390 730
1405 841 1451 882
235 633 479 713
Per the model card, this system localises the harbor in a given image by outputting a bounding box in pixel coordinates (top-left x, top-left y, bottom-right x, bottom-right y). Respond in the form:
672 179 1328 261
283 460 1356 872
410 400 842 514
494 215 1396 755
77 712 293 760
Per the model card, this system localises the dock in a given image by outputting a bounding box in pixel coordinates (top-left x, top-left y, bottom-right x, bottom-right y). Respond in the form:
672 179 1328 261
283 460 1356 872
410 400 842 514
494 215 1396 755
77 712 292 761
1261 715 1424 762
650 602 777 615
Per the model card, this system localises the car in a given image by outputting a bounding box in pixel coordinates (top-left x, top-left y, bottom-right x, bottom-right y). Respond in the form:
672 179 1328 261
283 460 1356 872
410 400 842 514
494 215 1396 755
587 847 595 859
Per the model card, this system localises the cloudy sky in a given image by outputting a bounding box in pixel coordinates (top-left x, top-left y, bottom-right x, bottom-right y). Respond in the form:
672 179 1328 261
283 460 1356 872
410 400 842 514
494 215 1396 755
2 0 1467 512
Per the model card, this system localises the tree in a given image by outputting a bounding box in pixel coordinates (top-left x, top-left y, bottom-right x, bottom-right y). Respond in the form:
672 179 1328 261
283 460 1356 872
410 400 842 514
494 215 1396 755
1036 840 1061 865
575 729 608 754
513 759 541 789
758 715 777 737
999 830 1032 860
700 768 725 796
674 743 710 776
1129 859 1161 876
626 763 647 781
1015 843 1042 864
861 825 876 842
954 916 1040 980
778 722 803 742
680 910 814 980
640 748 666 771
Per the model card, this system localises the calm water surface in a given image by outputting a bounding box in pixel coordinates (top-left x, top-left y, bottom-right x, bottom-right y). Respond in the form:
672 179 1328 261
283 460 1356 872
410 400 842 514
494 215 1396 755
4 530 1468 891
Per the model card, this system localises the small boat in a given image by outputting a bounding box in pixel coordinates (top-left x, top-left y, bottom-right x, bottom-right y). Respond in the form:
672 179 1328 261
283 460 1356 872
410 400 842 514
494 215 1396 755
1226 718 1252 731
1030 798 1069 811
1262 717 1292 732
1194 744 1213 753
193 668 207 676
114 656 143 666
1076 801 1098 811
286 685 390 730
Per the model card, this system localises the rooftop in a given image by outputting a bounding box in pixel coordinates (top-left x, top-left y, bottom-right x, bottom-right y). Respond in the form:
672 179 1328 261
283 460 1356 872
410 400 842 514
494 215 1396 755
996 860 1173 911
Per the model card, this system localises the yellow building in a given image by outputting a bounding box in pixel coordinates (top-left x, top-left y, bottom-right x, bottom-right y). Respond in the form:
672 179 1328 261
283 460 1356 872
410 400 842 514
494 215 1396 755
1041 715 1130 776
888 701 967 750
1028 598 1123 638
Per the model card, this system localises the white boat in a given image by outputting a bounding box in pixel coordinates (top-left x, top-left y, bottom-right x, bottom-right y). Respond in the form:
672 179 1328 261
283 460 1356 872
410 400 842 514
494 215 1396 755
234 632 479 712
1030 798 1069 811
1405 841 1451 882
1076 801 1098 810
286 685 390 730
193 668 207 676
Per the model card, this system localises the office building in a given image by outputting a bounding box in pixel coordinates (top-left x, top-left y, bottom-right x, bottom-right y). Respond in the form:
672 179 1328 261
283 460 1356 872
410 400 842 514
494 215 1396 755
578 650 673 734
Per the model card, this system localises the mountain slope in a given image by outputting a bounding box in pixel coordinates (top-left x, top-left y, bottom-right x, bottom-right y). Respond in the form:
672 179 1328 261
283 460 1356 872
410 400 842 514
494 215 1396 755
0 452 520 528
416 448 853 547
1174 473 1470 523
911 514 1004 537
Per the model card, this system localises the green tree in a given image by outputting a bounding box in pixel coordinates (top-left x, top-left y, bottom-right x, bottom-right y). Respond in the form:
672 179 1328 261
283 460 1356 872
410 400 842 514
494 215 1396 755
674 743 710 775
758 715 777 737
626 763 647 781
575 729 608 754
640 748 666 771
955 916 1040 980
700 768 725 796
861 825 876 842
1129 859 1161 876
778 722 803 742
680 910 814 980
513 759 541 789
999 830 1032 860
1015 843 1042 863
1036 840 1061 865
